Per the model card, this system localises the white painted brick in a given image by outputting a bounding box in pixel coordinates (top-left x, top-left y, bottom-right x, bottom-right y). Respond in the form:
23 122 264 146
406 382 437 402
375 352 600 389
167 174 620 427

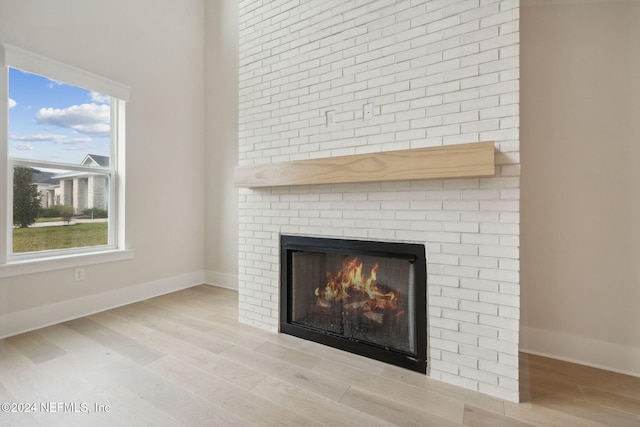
239 0 520 402
478 245 518 260
460 324 499 341
460 49 500 67
499 351 519 368
426 231 461 244
460 367 499 385
478 354 519 379
460 2 500 22
479 222 519 235
498 329 519 344
429 295 460 310
479 292 519 308
442 287 478 302
479 314 519 332
441 243 478 256
431 317 461 332
430 360 461 377
461 255 498 269
460 300 498 316
440 372 481 392
441 308 479 324
499 305 520 320
460 278 499 293
431 337 460 353
442 351 479 369
442 329 480 346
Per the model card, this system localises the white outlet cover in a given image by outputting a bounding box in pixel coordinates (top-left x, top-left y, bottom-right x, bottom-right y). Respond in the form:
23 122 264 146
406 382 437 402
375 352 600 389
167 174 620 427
326 110 336 126
364 103 374 121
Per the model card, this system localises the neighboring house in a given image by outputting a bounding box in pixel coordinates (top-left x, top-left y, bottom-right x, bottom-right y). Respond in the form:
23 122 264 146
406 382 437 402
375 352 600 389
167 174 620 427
35 154 109 214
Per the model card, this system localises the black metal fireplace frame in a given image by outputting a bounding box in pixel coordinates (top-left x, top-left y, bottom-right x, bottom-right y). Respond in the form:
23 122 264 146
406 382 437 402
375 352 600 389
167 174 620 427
280 235 427 373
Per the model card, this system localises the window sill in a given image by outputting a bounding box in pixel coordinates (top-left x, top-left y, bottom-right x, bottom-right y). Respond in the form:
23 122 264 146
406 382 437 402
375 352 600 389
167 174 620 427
0 249 135 278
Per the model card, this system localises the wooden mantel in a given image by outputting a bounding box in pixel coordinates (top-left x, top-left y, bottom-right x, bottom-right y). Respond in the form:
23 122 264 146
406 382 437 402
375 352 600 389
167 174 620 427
234 141 495 188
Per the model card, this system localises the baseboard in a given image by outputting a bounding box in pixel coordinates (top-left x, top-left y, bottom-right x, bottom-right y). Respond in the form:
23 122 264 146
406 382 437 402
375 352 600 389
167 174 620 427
0 270 205 339
520 326 640 378
204 270 238 290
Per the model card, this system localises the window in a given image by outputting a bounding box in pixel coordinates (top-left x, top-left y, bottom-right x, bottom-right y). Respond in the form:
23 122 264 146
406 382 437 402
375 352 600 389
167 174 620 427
1 44 129 267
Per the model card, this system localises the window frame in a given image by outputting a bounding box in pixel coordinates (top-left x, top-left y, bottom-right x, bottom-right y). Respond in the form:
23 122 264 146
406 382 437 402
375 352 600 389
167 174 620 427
0 44 131 273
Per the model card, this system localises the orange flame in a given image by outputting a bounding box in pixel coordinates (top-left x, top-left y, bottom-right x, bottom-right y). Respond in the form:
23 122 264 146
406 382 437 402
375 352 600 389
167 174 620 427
315 257 397 311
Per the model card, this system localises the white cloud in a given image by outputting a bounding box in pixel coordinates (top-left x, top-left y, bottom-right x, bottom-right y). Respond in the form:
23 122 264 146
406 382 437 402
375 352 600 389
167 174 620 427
90 91 110 104
47 78 65 88
9 98 16 109
10 133 92 145
13 143 34 151
35 103 110 136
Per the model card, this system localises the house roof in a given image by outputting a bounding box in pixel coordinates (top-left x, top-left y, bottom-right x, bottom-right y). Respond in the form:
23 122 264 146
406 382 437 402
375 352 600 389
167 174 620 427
81 154 109 167
31 169 58 185
31 154 110 185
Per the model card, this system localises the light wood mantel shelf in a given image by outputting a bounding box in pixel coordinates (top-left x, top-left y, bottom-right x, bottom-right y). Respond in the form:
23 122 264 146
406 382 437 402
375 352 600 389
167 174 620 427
234 141 495 188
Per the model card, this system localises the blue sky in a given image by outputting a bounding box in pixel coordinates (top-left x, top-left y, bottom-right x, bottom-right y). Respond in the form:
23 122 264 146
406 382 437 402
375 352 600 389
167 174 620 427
8 67 111 165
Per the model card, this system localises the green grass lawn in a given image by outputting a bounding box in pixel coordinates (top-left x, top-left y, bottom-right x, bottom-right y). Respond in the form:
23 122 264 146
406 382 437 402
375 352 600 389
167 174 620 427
13 222 108 253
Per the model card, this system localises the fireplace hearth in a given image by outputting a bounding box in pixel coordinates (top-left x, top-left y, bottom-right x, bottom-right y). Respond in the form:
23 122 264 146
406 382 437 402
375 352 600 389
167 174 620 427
280 235 427 373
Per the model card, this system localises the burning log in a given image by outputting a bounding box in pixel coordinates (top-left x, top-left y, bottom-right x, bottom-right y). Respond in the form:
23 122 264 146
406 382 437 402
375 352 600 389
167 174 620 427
312 256 403 329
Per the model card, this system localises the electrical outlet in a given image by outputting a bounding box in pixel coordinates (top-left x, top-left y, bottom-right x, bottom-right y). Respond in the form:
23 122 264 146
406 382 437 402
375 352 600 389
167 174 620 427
74 268 85 281
326 110 336 126
364 103 374 121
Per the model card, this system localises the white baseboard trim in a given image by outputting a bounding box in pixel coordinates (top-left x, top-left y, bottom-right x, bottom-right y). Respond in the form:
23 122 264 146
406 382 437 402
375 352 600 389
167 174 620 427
520 326 640 378
204 270 238 290
0 270 205 340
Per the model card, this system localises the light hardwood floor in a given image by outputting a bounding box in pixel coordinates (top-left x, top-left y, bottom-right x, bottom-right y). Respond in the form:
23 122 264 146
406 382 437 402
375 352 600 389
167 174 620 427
1 285 639 426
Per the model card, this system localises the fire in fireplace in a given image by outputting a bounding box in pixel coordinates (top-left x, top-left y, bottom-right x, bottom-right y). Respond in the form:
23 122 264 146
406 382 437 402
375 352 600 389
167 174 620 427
280 235 427 373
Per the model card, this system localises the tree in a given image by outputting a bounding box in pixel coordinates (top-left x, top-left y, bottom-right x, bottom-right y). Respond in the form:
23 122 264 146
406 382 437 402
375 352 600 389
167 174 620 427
13 167 42 228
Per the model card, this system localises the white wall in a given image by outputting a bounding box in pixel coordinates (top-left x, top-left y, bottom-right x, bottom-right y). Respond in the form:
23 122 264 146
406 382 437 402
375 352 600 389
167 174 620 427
520 0 640 375
204 0 240 290
0 0 206 335
237 0 521 402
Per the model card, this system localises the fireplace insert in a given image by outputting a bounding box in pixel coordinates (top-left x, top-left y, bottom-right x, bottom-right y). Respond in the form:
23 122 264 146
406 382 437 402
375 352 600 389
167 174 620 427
280 235 427 373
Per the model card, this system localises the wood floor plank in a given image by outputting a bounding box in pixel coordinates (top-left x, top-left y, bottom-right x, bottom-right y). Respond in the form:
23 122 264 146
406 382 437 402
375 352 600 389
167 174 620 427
313 356 466 423
107 304 238 354
75 381 188 427
521 390 640 427
63 317 162 365
148 355 320 427
1 286 640 427
30 323 124 368
5 330 67 364
110 301 265 351
135 299 219 332
33 345 187 427
381 363 506 415
254 340 322 370
100 358 247 426
0 343 94 425
220 344 350 402
252 375 395 427
141 294 233 326
463 404 536 427
155 287 239 319
340 386 461 427
579 385 640 416
88 310 241 382
503 401 613 427
0 381 41 427
299 337 388 375
135 329 267 391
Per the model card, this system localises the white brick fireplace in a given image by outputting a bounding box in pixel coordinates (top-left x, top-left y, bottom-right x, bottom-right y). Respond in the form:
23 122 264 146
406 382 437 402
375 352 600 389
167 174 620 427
237 0 520 402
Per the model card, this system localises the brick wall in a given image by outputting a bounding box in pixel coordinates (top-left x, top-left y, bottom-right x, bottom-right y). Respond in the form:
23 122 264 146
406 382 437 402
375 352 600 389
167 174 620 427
238 0 520 402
